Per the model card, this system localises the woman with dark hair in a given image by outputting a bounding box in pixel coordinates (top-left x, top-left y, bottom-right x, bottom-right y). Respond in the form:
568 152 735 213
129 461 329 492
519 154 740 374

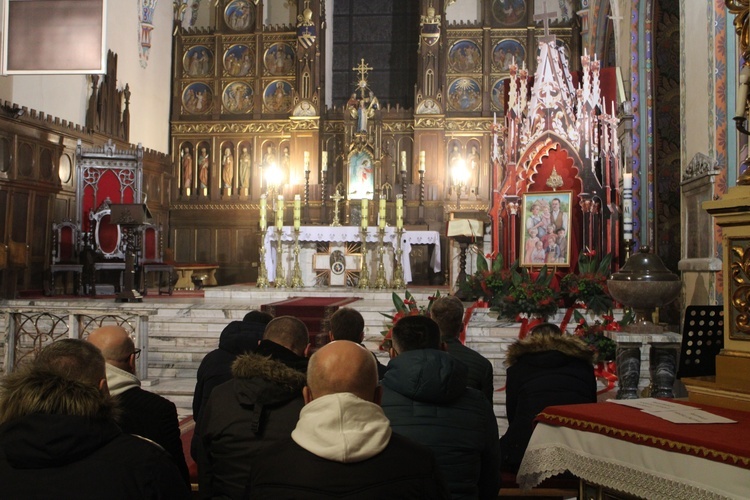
500 323 596 472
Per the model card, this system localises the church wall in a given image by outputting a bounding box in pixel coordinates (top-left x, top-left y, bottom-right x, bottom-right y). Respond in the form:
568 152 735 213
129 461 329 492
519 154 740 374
445 0 481 23
681 3 711 164
0 1 174 153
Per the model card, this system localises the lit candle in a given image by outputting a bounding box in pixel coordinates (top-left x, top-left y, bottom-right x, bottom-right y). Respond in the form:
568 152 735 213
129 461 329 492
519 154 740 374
623 172 632 190
360 198 368 230
396 194 403 230
293 194 301 230
276 195 284 230
321 151 328 172
400 151 407 172
379 197 386 230
259 194 267 231
304 151 310 173
419 151 426 173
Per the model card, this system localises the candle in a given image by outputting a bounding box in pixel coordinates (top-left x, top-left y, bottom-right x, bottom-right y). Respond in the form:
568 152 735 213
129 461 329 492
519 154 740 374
360 198 368 230
623 172 632 190
304 151 310 173
259 194 267 231
419 151 426 172
293 194 301 230
379 197 386 230
276 195 284 230
396 194 403 230
400 151 407 172
321 151 328 172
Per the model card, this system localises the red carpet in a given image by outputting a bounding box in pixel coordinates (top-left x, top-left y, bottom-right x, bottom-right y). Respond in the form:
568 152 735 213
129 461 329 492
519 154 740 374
262 296 361 347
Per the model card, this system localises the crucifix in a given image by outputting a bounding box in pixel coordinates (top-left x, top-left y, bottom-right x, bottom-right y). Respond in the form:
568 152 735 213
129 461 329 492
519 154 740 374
330 189 344 227
534 3 558 44
353 58 373 100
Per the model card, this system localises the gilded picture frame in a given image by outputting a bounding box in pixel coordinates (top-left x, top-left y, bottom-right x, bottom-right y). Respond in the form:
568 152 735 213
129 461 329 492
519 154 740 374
520 191 572 268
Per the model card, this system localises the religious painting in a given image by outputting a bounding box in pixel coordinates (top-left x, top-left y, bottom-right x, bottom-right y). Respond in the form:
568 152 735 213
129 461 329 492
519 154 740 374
491 78 508 112
448 40 482 73
222 81 253 114
182 82 213 114
263 80 294 113
492 0 527 27
264 43 295 76
183 45 213 77
347 149 375 200
492 39 525 72
447 78 482 112
224 0 253 32
520 192 572 268
223 44 252 77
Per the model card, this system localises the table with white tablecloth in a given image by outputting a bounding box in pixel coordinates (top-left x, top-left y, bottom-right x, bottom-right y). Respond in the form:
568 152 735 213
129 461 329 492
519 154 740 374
263 226 441 286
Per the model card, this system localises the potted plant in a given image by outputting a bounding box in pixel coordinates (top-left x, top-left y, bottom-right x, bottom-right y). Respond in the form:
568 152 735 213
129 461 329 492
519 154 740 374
380 290 441 350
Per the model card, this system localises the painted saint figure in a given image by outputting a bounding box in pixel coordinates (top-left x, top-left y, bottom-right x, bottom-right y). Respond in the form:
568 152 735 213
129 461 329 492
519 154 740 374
238 147 251 188
222 148 234 189
181 147 193 189
198 147 210 190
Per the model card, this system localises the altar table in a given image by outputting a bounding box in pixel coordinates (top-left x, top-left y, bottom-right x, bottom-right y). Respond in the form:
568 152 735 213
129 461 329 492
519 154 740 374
517 400 750 499
173 264 219 290
264 226 441 285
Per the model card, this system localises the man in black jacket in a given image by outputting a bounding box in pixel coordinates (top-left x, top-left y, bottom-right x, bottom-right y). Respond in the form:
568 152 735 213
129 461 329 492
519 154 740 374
193 310 274 419
0 339 189 499
246 340 449 499
329 306 388 378
193 315 310 499
431 295 494 401
88 325 190 486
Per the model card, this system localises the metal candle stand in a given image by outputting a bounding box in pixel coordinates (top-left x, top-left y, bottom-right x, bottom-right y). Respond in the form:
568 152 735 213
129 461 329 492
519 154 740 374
417 169 426 224
357 227 371 289
320 169 328 224
290 228 304 288
274 227 287 288
374 227 388 289
391 228 406 289
256 227 269 288
303 169 311 224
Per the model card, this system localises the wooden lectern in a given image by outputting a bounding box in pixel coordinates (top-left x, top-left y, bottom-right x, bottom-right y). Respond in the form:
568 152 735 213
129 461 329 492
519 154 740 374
110 203 152 303
447 218 483 299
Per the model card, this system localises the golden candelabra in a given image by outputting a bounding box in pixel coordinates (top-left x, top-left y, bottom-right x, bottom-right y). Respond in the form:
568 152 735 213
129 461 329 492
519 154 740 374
290 228 304 288
274 228 287 288
390 228 405 289
358 227 370 289
374 227 388 289
256 228 269 288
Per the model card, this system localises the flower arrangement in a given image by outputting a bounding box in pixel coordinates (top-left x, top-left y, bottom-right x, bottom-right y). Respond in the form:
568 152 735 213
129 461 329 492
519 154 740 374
461 252 512 303
380 290 441 350
572 312 620 362
560 248 614 316
492 263 558 321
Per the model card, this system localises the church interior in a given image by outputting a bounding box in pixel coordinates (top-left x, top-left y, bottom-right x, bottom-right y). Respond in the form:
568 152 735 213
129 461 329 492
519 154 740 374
2 0 750 496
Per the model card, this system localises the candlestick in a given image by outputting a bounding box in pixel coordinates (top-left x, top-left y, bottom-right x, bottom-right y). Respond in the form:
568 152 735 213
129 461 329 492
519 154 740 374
256 227 269 288
321 151 328 172
360 198 368 230
304 151 310 173
293 194 301 230
400 151 407 172
396 194 403 230
378 196 386 230
276 195 284 230
419 151 426 172
259 194 267 231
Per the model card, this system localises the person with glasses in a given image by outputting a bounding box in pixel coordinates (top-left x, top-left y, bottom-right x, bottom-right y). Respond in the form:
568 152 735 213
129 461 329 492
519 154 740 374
88 325 190 486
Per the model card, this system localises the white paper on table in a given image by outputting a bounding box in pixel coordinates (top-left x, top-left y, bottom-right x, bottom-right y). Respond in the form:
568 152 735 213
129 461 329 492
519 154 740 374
607 398 737 424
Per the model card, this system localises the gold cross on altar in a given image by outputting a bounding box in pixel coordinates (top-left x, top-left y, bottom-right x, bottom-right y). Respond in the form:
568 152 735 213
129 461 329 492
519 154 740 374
353 58 373 99
534 3 557 43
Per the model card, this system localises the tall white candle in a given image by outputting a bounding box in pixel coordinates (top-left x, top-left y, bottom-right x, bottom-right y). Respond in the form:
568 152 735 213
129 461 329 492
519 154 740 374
396 194 403 230
303 151 310 173
259 194 267 231
360 198 368 230
378 197 386 230
276 195 284 230
321 151 328 172
419 151 426 172
400 151 407 172
623 172 632 190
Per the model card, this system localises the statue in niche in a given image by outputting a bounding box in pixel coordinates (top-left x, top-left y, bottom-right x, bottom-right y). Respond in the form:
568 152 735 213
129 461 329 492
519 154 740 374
281 146 290 172
181 147 193 189
222 148 234 188
198 146 210 189
239 146 252 188
467 145 480 196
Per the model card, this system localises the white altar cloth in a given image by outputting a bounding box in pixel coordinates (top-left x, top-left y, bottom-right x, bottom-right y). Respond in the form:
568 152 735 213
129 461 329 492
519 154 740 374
264 226 441 284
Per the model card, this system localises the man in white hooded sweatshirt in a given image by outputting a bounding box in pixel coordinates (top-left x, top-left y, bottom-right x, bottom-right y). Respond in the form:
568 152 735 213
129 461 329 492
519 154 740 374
245 340 448 499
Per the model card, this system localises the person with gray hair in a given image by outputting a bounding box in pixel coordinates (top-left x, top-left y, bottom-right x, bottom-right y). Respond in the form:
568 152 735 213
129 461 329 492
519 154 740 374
193 315 310 499
431 295 494 401
0 338 189 499
246 340 448 498
88 325 190 485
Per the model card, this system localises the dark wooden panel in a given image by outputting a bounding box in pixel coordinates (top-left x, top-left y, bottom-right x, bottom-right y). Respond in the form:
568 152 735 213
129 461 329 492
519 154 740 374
196 228 212 262
174 228 195 262
11 192 29 242
31 194 49 258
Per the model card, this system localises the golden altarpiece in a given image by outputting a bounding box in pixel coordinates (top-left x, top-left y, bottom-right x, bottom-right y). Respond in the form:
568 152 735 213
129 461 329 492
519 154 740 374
169 0 579 285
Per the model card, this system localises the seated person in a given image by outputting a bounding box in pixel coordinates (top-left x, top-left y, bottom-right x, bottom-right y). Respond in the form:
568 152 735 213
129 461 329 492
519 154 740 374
500 322 596 472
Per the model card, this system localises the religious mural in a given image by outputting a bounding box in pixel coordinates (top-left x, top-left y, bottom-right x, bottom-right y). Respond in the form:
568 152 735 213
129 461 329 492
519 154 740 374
264 43 295 76
224 0 253 31
348 150 375 200
184 45 213 77
263 81 294 113
222 81 253 113
492 0 527 27
447 78 482 111
182 82 213 114
491 78 508 112
493 39 525 71
448 40 482 73
223 44 252 76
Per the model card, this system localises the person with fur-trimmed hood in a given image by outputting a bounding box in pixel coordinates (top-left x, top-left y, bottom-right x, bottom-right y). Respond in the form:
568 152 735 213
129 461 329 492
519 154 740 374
500 322 597 472
192 316 309 500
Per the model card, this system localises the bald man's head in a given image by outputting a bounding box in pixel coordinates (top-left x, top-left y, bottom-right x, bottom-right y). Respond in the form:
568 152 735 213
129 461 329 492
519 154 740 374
304 341 380 404
87 325 136 373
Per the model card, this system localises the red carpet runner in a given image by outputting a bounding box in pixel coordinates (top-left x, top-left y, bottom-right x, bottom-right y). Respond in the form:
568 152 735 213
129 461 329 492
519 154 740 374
261 296 361 347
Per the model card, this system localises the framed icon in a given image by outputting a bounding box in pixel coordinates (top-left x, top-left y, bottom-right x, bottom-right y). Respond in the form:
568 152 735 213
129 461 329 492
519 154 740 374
520 191 572 267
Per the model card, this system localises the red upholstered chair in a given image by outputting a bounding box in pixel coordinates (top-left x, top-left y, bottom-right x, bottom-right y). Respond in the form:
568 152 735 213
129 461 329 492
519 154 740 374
50 220 84 295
